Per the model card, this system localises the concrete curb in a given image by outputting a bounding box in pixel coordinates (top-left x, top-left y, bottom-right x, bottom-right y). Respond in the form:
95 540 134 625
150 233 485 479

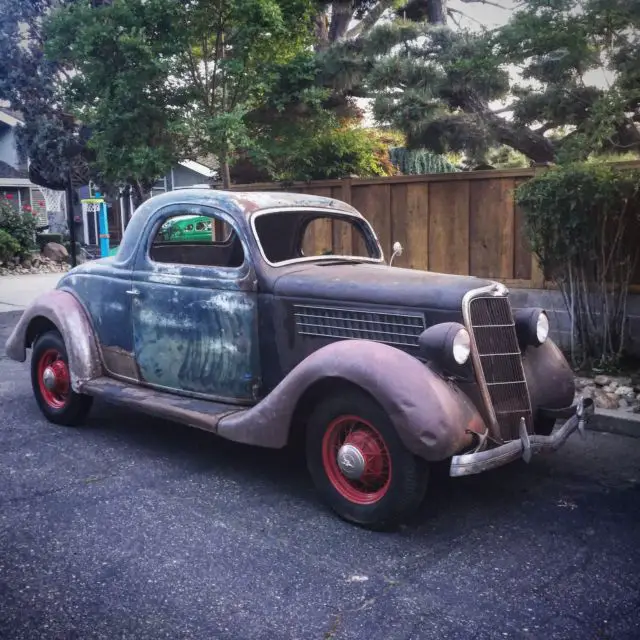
586 409 640 439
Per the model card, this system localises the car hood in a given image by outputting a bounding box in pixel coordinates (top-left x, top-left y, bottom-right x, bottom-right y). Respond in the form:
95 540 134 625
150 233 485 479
272 261 495 312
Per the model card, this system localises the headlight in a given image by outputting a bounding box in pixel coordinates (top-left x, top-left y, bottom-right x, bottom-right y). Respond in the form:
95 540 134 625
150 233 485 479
418 322 472 373
452 328 471 365
514 308 549 348
536 312 549 344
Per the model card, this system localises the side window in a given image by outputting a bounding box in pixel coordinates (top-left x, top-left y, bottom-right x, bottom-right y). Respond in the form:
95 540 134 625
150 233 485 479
149 212 244 268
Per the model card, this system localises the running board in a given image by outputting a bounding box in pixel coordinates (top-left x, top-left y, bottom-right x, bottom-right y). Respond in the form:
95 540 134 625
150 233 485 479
80 377 243 434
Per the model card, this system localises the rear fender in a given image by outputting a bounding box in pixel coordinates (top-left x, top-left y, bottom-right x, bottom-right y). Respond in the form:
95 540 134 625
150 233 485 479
5 289 103 390
217 340 487 461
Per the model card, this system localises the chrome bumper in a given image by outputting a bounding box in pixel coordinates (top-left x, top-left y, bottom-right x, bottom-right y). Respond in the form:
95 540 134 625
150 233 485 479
450 397 595 477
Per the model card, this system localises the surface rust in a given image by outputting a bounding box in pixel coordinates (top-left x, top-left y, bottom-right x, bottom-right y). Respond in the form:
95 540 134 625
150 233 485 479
5 289 103 390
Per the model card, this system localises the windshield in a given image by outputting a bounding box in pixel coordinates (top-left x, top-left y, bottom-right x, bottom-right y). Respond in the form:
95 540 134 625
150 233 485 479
252 209 383 266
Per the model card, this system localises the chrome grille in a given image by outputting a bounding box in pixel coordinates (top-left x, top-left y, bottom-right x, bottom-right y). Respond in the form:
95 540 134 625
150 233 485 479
294 305 425 348
466 293 533 440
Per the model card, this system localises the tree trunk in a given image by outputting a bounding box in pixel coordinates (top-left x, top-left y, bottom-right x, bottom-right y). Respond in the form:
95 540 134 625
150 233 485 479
130 180 151 208
426 0 447 25
464 91 557 163
329 2 354 43
221 159 231 189
314 12 330 51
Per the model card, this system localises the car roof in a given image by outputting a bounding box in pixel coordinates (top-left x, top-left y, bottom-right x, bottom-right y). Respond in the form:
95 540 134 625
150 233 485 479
144 188 358 218
113 188 360 264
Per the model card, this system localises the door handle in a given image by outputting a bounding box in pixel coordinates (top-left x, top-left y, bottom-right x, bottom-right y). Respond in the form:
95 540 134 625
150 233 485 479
125 288 140 297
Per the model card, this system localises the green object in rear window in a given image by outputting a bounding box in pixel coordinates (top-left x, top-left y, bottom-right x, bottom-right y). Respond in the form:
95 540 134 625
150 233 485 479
159 215 213 243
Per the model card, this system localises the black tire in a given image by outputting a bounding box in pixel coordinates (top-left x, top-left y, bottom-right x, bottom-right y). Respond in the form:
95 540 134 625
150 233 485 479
306 390 428 529
31 330 93 426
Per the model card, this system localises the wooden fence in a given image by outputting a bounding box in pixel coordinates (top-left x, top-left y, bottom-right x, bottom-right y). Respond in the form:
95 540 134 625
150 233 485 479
232 163 640 290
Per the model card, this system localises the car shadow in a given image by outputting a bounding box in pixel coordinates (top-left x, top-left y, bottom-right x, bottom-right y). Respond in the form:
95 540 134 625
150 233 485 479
84 400 556 529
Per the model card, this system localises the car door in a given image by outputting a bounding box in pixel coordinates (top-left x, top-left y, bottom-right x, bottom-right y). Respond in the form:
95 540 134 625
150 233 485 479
130 203 260 404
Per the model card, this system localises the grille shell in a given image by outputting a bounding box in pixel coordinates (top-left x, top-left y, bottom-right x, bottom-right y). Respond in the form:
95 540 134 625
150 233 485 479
293 305 425 348
464 290 533 440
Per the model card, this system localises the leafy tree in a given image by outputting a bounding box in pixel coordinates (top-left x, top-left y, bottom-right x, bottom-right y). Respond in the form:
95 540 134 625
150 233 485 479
45 0 193 204
0 0 89 191
321 0 640 163
45 0 315 192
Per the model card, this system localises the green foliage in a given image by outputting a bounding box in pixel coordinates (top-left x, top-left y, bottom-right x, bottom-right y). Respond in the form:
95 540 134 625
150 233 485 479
269 125 395 181
45 0 316 191
0 199 37 258
0 229 21 263
389 147 458 174
320 0 640 164
516 163 640 366
0 0 84 189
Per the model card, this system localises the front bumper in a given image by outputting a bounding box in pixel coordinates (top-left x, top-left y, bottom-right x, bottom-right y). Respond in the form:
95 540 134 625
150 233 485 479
449 397 595 477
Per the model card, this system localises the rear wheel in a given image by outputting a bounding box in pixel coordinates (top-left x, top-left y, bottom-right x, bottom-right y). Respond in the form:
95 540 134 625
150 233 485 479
31 330 93 426
306 391 428 529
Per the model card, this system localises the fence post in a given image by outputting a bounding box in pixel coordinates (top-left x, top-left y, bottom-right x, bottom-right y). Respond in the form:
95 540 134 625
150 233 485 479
531 253 545 289
341 178 352 205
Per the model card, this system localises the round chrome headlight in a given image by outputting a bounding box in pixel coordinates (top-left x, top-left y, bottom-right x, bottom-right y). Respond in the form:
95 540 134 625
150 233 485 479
452 328 471 365
536 311 549 344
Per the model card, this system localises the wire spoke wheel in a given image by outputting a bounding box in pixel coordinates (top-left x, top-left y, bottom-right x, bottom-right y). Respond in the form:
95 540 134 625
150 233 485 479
37 348 71 409
321 415 392 505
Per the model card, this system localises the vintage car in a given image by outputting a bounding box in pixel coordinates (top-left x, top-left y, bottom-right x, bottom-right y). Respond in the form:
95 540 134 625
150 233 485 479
5 188 593 528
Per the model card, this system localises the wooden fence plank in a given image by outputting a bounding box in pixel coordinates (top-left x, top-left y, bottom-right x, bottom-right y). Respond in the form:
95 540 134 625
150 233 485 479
469 179 515 279
391 183 429 270
351 183 392 258
513 179 532 280
428 181 470 275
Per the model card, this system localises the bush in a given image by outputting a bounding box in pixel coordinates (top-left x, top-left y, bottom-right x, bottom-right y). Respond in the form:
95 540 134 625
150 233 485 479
0 197 37 257
515 163 640 368
0 229 21 263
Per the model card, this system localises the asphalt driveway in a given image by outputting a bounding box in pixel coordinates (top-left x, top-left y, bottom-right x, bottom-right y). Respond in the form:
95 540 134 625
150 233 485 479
1 310 639 640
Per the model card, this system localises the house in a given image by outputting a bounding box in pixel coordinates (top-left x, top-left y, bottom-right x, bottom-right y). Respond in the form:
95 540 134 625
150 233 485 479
79 158 218 247
0 103 218 248
0 106 57 227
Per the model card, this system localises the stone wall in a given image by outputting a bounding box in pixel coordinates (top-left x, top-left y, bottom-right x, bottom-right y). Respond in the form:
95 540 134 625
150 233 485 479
509 288 640 357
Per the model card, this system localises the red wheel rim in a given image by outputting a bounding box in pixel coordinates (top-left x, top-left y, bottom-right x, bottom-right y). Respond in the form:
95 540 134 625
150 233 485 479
37 348 70 410
321 415 392 505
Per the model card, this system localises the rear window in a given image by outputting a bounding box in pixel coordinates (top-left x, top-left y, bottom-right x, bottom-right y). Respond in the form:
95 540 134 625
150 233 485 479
253 210 382 265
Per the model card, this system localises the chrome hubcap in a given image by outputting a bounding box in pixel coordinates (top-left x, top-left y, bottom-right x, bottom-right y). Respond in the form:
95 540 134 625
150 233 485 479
336 443 366 480
42 366 57 391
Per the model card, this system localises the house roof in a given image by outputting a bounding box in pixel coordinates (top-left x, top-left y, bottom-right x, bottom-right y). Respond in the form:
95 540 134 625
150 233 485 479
0 161 28 180
179 159 217 177
0 108 24 127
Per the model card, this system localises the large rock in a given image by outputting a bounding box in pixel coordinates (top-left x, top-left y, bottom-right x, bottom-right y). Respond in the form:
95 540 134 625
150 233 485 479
594 389 619 410
594 375 611 387
615 385 636 401
42 242 69 263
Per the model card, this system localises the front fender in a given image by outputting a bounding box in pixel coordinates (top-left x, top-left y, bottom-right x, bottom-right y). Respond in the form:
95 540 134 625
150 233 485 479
5 289 103 391
217 340 487 461
522 338 575 415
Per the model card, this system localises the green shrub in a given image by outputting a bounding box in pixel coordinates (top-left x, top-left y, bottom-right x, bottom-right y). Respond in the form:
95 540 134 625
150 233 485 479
0 228 20 263
515 163 640 368
0 197 37 257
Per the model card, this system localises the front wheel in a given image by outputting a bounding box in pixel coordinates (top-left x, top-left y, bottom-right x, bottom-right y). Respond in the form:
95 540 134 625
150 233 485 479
31 330 93 426
306 391 428 529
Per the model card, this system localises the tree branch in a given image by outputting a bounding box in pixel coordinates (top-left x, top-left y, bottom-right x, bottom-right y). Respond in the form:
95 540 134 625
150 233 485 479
459 0 511 10
346 0 395 40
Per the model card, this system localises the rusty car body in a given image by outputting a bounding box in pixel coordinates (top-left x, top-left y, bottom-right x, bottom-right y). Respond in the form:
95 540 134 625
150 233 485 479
5 188 593 527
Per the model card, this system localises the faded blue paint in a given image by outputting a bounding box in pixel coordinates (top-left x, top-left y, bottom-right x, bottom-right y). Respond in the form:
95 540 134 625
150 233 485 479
54 189 351 402
57 260 134 353
130 202 260 402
